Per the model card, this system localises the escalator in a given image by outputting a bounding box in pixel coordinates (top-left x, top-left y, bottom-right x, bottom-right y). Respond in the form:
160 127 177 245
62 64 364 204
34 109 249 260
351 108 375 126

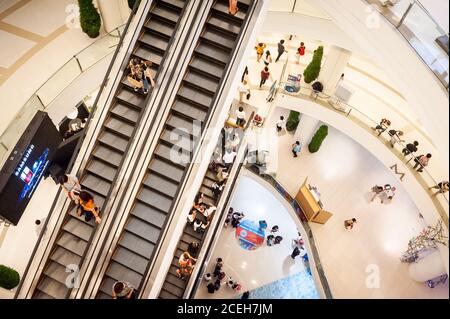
31 0 187 299
158 167 220 299
95 0 254 299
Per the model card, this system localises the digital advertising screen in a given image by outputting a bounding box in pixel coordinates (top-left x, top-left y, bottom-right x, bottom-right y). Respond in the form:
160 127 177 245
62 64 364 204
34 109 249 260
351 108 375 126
0 111 62 225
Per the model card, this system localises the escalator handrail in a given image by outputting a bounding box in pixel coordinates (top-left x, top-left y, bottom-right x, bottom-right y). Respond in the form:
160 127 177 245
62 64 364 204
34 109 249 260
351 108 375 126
14 0 143 299
82 0 198 298
138 0 259 296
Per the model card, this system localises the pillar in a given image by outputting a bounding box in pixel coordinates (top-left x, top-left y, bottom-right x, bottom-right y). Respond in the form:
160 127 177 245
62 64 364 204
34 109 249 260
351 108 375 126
294 113 321 147
409 250 447 282
97 0 131 33
318 45 352 96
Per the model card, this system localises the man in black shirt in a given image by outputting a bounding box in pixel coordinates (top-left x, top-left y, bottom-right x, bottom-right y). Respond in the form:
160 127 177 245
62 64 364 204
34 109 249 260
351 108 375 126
276 39 287 62
402 141 419 155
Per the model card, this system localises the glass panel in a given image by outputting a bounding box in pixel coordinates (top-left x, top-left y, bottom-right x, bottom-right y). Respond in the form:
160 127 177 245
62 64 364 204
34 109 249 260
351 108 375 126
268 0 295 12
36 58 81 107
399 3 449 86
76 26 123 71
0 94 44 163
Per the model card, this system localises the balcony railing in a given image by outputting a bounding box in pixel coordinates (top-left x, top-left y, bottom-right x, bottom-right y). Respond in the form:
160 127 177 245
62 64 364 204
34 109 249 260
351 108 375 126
0 25 125 166
364 0 449 90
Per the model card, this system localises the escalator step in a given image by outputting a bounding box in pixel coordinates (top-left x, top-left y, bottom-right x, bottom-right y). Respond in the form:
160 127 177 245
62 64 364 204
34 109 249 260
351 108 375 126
50 246 82 268
131 200 167 229
43 262 71 286
184 69 219 94
33 290 55 299
116 88 146 109
166 113 202 138
149 158 185 183
159 0 185 10
139 32 169 52
202 27 235 50
155 143 189 168
92 145 123 168
134 46 163 66
166 273 187 289
177 83 214 110
112 246 150 275
98 131 128 154
195 41 229 66
162 282 184 298
62 217 93 242
143 173 179 198
152 4 180 24
106 262 142 289
98 276 116 297
81 174 111 198
119 231 155 259
137 186 173 213
159 288 179 299
86 159 117 183
110 102 141 124
145 17 175 38
172 98 208 122
212 1 246 21
190 56 224 80
207 14 241 36
125 216 161 243
36 276 69 299
56 231 88 257
104 117 135 139
160 128 194 153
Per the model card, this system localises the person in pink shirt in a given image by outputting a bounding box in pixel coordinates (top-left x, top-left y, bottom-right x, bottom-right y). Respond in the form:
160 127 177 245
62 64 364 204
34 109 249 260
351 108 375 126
413 153 432 172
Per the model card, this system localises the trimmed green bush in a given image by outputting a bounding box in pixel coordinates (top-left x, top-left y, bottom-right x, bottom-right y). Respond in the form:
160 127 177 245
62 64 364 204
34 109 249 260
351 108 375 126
128 0 138 10
0 265 20 290
79 0 101 38
308 125 328 153
286 111 300 132
303 46 324 84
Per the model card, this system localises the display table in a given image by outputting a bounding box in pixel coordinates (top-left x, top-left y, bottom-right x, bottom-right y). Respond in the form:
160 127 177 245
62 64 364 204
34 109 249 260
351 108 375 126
295 181 333 225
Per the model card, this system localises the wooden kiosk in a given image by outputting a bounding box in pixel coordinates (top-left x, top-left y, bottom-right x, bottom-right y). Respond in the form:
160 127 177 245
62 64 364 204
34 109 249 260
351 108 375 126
295 178 333 224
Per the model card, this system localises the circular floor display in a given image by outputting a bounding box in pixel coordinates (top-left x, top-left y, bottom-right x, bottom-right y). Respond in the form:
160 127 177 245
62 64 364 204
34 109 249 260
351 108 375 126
236 220 265 251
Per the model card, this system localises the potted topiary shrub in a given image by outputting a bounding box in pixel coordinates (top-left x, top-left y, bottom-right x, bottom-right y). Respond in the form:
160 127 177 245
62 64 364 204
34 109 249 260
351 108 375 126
286 111 300 132
0 265 20 290
79 0 101 38
303 46 324 84
308 125 328 153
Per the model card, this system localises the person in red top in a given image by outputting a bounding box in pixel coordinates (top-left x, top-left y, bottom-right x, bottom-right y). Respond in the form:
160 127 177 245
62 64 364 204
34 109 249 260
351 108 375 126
259 67 273 88
296 42 306 64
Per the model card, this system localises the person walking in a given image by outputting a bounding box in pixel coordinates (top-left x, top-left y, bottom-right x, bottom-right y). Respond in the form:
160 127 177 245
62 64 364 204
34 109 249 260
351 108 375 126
344 218 357 230
276 116 285 132
381 185 396 204
259 67 272 88
292 141 302 157
228 0 239 15
241 66 249 83
402 141 419 156
77 191 101 224
58 174 81 202
429 181 449 196
263 50 272 66
388 130 405 148
270 225 279 233
255 43 266 62
204 273 212 283
291 246 301 259
295 42 306 64
274 236 283 245
371 118 391 136
112 281 136 299
413 154 432 172
275 39 287 62
140 60 156 94
266 234 275 246
235 106 246 126
238 80 249 104
370 185 384 202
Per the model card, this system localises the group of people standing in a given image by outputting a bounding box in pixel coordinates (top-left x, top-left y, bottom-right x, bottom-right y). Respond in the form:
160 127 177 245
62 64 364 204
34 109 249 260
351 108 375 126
127 57 155 94
205 258 242 294
177 242 200 279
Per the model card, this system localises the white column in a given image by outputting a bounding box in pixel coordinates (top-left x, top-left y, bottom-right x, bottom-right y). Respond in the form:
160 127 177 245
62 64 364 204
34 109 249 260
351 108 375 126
294 113 320 146
409 250 447 282
97 0 131 33
318 45 352 95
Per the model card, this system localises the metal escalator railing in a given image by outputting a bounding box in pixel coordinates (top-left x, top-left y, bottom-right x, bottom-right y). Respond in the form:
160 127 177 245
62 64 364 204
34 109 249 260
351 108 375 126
89 0 258 299
14 0 143 299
